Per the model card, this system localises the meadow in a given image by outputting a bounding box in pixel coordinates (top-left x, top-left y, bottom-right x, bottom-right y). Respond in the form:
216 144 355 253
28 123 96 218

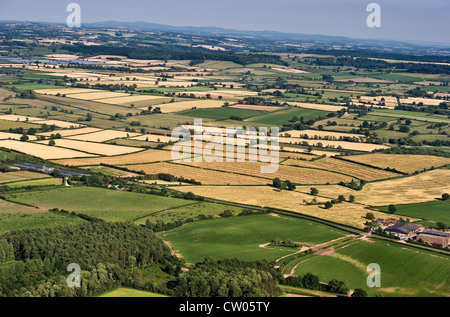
294 240 450 297
160 214 346 263
3 186 198 222
377 200 450 225
248 108 330 126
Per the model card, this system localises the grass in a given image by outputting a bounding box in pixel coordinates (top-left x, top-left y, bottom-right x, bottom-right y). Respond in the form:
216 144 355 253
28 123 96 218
134 202 247 225
159 214 346 263
5 178 63 188
3 186 201 222
0 211 87 233
181 107 265 120
377 200 450 225
293 239 450 297
248 108 330 126
98 287 167 297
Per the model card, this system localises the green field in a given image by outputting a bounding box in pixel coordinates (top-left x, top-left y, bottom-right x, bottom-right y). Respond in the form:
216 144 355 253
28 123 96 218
3 186 200 222
181 107 265 120
135 202 247 225
371 109 450 124
0 211 87 233
294 240 450 297
160 214 346 263
377 200 450 225
248 108 330 126
98 287 167 297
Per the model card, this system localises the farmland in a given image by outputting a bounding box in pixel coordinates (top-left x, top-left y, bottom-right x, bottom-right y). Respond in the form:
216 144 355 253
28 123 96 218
160 214 346 263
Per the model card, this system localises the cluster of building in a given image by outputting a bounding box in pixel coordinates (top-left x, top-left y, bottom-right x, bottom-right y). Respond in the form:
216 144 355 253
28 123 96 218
376 218 449 247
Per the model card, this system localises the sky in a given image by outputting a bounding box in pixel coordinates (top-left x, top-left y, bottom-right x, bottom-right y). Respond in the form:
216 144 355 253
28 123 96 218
0 0 449 45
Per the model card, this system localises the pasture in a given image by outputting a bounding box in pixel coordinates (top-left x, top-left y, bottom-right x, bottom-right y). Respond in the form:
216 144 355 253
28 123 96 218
377 200 450 225
294 240 450 297
160 214 346 263
3 186 200 222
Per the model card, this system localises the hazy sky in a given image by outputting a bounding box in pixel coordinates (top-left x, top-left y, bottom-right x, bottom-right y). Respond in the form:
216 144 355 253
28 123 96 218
0 0 449 45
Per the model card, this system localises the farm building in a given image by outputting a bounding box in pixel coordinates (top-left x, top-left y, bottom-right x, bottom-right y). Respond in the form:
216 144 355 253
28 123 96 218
384 222 421 239
417 230 450 247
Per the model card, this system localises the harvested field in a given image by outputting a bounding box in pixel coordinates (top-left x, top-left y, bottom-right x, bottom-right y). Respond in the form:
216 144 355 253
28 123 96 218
123 162 270 185
37 127 101 137
95 95 170 105
296 169 450 206
179 161 355 184
130 134 179 143
281 129 364 140
37 139 141 156
272 67 309 74
66 91 129 100
0 140 96 159
289 102 347 112
67 130 140 142
0 114 43 122
400 97 444 106
278 137 389 152
282 147 341 157
148 100 226 113
343 154 450 174
0 131 37 141
174 186 396 228
51 149 174 166
282 157 400 181
229 104 283 112
32 120 83 129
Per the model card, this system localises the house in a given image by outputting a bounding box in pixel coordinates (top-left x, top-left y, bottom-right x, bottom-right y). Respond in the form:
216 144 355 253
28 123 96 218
384 222 420 239
417 230 450 247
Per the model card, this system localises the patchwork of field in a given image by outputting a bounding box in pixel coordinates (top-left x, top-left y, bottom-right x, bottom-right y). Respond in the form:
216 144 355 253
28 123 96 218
37 127 101 137
146 100 226 113
296 169 450 206
343 154 450 174
51 148 174 166
281 129 364 140
400 97 444 106
37 139 142 156
67 130 140 142
96 95 170 106
123 162 271 185
278 137 389 152
3 186 202 222
179 161 355 184
130 134 179 143
173 186 397 228
281 146 341 157
0 140 97 159
282 157 400 181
